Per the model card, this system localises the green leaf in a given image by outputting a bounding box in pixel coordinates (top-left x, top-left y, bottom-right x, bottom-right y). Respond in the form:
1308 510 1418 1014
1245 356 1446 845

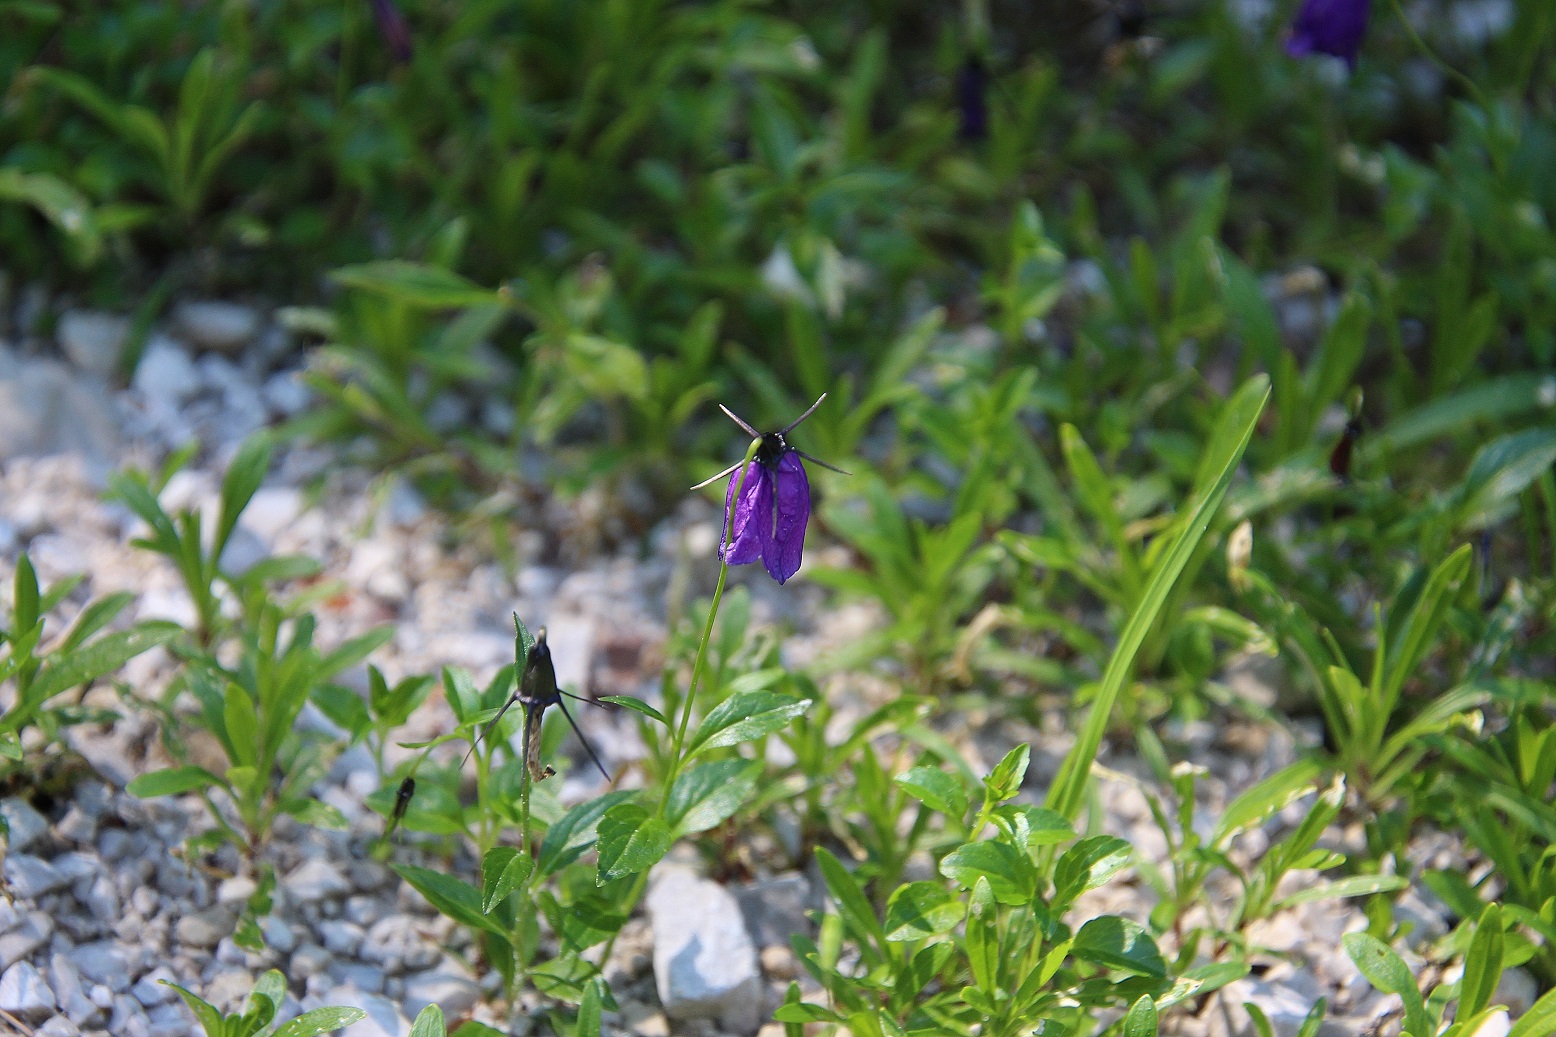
284 799 350 830
538 789 638 875
127 766 223 798
1124 993 1160 1037
595 803 671 884
452 1024 509 1037
816 847 885 953
1062 424 1141 597
895 766 971 820
29 624 180 702
224 684 259 768
1460 904 1503 1021
1382 544 1472 712
0 168 102 265
1047 375 1269 820
1213 759 1323 847
883 881 962 942
599 696 668 725
983 743 1031 804
58 592 134 653
687 691 811 757
391 864 509 939
965 877 998 994
215 436 271 563
939 840 1036 906
1275 874 1408 908
1366 374 1556 460
318 627 395 680
1510 989 1556 1037
330 261 498 309
1456 429 1556 531
1343 933 1429 1037
1296 999 1328 1037
272 1007 371 1037
1072 916 1167 978
162 982 223 1037
482 847 534 914
667 759 762 837
408 1005 447 1037
1054 836 1133 907
575 978 603 1037
13 553 40 635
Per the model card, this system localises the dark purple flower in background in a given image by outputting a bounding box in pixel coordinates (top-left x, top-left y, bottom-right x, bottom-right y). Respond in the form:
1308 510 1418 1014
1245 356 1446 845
1285 0 1371 67
694 394 848 584
956 55 989 142
369 0 414 63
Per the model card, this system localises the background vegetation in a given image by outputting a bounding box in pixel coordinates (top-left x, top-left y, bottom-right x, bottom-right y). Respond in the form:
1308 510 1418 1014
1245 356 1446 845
3 0 1556 1034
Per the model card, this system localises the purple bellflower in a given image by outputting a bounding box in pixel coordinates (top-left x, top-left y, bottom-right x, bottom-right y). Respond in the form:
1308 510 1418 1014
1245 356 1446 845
1285 0 1371 67
369 0 414 63
693 394 849 585
956 55 989 142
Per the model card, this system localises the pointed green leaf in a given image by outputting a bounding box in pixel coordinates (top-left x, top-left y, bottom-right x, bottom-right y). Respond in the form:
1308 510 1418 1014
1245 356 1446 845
1460 904 1503 1021
884 882 962 942
1047 376 1269 820
599 696 668 726
687 691 811 756
895 766 971 820
482 847 534 914
408 1005 447 1037
1072 916 1167 978
127 766 223 798
1124 993 1160 1037
667 759 762 837
595 803 671 884
272 1007 371 1037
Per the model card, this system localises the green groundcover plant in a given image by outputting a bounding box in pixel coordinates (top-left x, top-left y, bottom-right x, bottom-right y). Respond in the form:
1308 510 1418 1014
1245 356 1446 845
6 0 1556 1033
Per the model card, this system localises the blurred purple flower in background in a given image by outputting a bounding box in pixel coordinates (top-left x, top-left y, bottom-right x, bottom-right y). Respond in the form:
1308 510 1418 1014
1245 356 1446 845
694 394 848 585
1285 0 1371 66
370 0 414 63
956 55 989 142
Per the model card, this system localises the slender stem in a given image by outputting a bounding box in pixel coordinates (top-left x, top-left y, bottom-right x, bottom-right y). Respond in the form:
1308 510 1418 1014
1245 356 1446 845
595 437 760 973
661 436 762 806
1386 0 1488 110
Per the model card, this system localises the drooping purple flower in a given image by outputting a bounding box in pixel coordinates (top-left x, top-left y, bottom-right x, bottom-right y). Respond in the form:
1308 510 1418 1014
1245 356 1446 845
695 394 848 585
1285 0 1371 67
369 0 414 63
956 55 989 142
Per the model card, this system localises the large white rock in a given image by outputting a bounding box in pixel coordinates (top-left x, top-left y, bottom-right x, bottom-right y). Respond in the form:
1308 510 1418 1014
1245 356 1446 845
0 961 57 1017
0 797 50 852
400 963 481 1019
57 310 128 377
284 859 350 903
131 336 201 406
0 351 119 466
646 865 761 1034
329 984 409 1037
174 301 260 354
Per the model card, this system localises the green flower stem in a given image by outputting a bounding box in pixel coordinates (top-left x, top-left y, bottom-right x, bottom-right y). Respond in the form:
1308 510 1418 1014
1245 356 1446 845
661 436 762 807
1386 0 1488 111
595 437 761 975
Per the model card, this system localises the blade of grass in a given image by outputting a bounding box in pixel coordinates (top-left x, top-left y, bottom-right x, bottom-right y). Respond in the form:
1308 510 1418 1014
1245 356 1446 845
1047 375 1269 821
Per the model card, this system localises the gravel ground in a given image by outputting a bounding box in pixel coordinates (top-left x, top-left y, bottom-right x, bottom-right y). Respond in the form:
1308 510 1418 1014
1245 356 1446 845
0 292 1530 1036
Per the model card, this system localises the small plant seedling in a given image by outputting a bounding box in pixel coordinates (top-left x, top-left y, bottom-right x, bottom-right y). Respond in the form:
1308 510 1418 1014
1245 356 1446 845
161 969 364 1037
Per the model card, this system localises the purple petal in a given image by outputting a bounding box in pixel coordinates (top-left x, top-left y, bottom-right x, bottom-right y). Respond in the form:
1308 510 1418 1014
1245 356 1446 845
764 452 810 584
721 463 772 566
1285 0 1370 66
